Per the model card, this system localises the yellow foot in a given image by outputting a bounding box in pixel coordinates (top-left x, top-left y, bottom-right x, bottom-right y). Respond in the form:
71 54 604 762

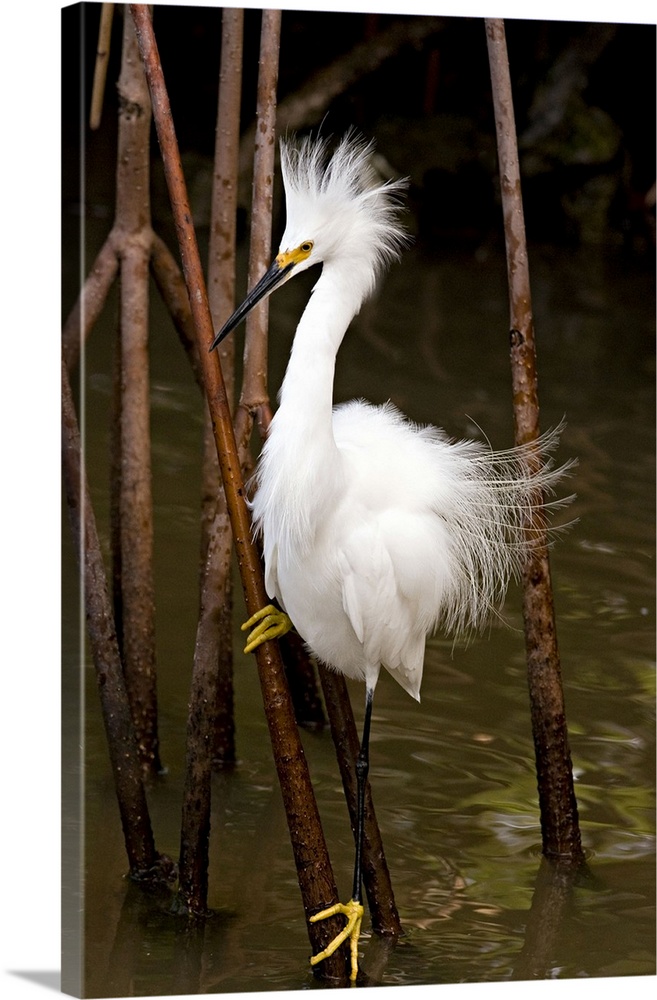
309 898 364 982
241 604 292 654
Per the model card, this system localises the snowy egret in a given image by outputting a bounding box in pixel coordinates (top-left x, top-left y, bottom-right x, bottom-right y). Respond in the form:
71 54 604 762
210 132 571 981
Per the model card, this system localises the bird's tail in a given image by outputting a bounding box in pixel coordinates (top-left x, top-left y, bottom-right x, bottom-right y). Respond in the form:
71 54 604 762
433 421 576 637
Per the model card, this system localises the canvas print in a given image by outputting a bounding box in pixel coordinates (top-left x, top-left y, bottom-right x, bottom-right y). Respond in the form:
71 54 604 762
61 3 655 997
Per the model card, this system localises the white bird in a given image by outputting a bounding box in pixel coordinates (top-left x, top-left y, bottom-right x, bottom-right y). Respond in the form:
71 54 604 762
210 132 571 982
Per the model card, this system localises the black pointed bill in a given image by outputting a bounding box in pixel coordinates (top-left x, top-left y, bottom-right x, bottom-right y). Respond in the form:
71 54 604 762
209 258 295 352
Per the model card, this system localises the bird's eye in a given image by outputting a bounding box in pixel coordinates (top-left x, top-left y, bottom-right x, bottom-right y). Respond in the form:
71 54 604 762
300 241 313 254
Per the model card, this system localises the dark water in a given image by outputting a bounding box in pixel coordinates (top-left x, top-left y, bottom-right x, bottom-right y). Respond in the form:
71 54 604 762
63 218 655 997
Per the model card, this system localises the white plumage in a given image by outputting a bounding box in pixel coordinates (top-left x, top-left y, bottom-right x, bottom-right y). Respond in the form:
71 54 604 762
210 131 571 979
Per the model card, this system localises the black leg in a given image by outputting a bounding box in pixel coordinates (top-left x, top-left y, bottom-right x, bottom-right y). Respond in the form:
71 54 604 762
309 685 373 981
352 686 374 904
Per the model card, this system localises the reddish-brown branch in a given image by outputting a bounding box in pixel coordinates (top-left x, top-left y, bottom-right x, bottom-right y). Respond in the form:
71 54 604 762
485 17 583 862
201 5 245 769
116 237 161 774
176 8 245 911
112 10 161 776
65 9 164 780
234 9 281 449
62 355 173 881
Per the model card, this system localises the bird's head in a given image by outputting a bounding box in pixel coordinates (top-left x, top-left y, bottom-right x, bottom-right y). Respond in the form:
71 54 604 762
209 131 408 351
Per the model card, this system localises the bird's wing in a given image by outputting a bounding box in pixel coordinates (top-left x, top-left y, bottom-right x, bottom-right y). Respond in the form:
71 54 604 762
337 521 424 700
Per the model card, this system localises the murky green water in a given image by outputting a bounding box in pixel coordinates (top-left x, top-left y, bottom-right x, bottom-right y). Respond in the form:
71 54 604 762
63 199 655 996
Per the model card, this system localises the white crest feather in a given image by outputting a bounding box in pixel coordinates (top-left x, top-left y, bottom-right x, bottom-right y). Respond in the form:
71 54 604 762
278 132 409 301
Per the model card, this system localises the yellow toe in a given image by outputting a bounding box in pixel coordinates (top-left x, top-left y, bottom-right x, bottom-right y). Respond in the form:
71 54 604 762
241 604 292 653
309 898 364 982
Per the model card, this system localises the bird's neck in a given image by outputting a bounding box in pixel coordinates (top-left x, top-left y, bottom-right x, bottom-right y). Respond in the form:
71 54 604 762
276 265 361 444
256 266 363 553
